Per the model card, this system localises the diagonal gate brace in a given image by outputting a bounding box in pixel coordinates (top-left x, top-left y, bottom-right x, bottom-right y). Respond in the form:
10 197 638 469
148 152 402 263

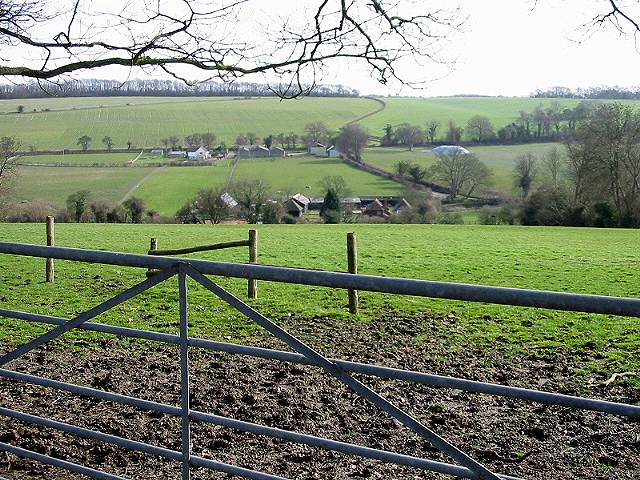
0 266 178 367
184 265 502 480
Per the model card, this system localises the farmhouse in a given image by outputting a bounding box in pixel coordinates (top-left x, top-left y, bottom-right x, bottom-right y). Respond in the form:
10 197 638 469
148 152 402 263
187 146 211 160
308 142 327 156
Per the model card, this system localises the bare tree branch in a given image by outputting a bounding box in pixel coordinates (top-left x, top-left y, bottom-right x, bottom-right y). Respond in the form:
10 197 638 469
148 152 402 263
0 0 462 96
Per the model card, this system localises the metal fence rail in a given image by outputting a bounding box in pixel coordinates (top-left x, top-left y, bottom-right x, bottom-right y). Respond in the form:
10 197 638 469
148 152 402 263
0 241 638 480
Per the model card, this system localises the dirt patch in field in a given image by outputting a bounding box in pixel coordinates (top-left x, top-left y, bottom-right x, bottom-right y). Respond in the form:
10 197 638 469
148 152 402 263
0 311 638 479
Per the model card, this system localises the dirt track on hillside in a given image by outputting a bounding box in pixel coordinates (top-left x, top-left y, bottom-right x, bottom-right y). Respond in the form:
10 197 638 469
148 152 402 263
0 312 638 479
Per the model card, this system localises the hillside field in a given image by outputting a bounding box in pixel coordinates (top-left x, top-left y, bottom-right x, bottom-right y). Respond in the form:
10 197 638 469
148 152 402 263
361 96 640 138
0 96 379 150
0 223 638 388
364 142 561 196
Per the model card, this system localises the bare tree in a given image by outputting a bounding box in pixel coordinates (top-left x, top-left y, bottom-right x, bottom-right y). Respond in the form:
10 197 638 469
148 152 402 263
426 120 440 144
542 146 564 190
395 123 425 151
430 152 491 198
445 120 463 143
335 123 369 161
0 136 20 199
0 1 462 97
466 115 495 143
513 153 538 198
193 188 231 224
230 178 271 223
319 175 349 198
304 122 331 146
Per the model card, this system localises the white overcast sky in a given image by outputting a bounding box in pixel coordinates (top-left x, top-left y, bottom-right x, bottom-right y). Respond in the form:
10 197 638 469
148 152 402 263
8 0 640 97
342 0 640 97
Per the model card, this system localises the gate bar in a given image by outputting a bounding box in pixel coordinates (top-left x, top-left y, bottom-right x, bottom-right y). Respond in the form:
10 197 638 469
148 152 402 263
2 308 638 419
0 266 176 366
1 242 639 317
0 442 127 480
0 407 288 480
178 266 191 480
187 266 501 480
0 368 520 480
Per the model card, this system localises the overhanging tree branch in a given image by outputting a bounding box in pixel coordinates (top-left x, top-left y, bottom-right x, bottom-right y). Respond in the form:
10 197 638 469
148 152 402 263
0 0 461 96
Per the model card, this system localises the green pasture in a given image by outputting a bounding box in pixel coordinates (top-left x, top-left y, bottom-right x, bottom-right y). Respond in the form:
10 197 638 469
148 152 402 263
363 143 561 196
0 96 212 114
8 166 152 206
0 223 638 387
361 97 640 138
135 163 233 215
16 152 140 166
232 155 401 198
0 96 379 150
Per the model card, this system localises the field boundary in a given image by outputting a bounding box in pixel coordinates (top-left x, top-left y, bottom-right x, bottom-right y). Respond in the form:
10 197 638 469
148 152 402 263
118 165 166 204
345 96 386 126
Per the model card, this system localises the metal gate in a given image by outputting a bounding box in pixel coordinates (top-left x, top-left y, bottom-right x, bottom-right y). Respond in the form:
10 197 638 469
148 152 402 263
0 241 638 480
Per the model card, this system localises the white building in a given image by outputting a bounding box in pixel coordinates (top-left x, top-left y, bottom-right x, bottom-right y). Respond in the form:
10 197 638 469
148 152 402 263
187 146 211 160
326 145 340 158
309 142 327 156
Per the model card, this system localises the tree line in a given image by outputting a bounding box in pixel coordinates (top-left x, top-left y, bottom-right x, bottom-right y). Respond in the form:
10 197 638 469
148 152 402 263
379 101 599 148
0 79 359 100
531 86 640 100
480 103 640 228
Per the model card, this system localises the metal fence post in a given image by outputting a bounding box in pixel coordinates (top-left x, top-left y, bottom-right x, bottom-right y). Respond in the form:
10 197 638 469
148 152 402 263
46 216 54 283
347 232 358 314
178 265 191 480
248 229 258 299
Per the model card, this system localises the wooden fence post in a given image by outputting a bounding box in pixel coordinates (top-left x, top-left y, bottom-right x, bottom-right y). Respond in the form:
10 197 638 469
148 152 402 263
46 216 55 283
248 229 258 299
347 232 358 314
147 238 158 277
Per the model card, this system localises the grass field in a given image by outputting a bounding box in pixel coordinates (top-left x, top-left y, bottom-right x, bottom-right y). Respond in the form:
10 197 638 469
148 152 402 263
8 153 403 215
364 143 560 196
0 96 379 150
17 152 141 165
361 97 640 138
232 155 401 196
0 223 638 388
9 165 152 206
135 163 233 215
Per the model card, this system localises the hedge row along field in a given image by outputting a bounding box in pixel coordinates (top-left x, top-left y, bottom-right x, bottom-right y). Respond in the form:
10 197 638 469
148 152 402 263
0 223 638 388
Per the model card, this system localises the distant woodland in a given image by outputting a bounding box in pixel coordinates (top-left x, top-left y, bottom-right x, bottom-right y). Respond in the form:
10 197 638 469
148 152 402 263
0 79 360 99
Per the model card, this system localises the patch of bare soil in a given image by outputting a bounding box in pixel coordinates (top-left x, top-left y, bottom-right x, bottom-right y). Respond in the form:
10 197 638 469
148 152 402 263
0 312 638 479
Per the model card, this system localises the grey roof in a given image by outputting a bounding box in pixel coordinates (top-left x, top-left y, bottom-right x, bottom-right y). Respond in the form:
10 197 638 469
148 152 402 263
430 145 471 155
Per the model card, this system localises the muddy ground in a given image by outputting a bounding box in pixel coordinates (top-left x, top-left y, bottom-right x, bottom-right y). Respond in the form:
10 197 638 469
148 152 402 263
0 311 638 479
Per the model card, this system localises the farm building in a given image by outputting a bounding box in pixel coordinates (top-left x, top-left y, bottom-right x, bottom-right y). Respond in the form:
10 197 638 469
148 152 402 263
150 149 164 156
308 196 361 212
284 193 310 217
220 192 238 208
238 145 271 158
269 146 286 157
187 146 211 160
363 199 390 218
392 198 412 214
326 146 341 157
308 142 327 156
168 150 187 158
